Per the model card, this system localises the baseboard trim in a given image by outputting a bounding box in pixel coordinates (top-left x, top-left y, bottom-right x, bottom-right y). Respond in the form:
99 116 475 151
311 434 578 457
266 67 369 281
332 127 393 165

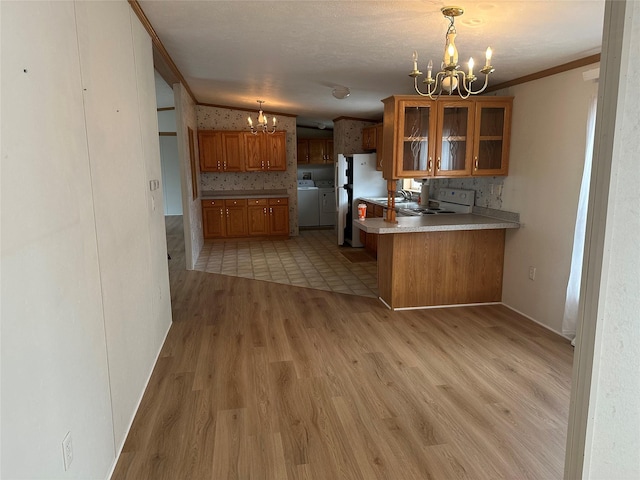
500 303 572 340
105 320 172 479
378 297 502 311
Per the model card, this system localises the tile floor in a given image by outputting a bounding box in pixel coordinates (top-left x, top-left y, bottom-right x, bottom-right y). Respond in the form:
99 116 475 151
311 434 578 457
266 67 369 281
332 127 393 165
194 228 379 297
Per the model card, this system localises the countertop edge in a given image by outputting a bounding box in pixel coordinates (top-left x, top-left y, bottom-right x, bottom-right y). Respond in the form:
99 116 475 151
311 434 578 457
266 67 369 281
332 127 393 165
354 215 520 234
201 189 289 200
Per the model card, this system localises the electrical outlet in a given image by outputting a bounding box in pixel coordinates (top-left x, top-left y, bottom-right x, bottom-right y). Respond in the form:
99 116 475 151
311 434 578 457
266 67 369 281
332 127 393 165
62 431 73 471
529 266 536 281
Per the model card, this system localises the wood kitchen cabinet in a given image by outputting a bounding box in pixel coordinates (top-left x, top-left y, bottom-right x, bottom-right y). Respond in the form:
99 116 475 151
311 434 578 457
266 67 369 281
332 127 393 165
268 198 289 236
359 201 384 258
244 131 287 171
472 98 512 176
362 123 385 171
298 138 333 164
202 199 226 238
198 131 244 172
202 198 247 238
204 197 289 239
362 125 377 150
199 130 286 172
225 199 248 237
381 95 513 179
247 197 289 236
375 124 384 171
297 139 310 164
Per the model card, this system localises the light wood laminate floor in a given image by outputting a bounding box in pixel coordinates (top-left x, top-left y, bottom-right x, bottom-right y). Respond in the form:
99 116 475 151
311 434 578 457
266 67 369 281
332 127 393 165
112 217 573 479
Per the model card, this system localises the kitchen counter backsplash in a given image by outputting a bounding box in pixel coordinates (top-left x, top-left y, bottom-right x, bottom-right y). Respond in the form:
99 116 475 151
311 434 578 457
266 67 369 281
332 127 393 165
429 176 505 210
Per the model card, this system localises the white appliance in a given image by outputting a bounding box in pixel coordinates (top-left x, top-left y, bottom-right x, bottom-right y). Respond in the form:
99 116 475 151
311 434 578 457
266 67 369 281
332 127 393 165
435 188 474 213
335 153 387 246
316 180 335 226
297 179 319 227
405 188 475 215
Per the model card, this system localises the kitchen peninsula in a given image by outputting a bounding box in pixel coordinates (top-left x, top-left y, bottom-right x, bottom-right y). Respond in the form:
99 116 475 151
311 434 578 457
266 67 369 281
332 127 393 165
355 214 519 310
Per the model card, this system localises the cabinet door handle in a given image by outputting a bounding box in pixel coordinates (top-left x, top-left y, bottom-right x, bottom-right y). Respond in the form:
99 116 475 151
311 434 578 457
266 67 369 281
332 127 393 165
474 156 479 170
269 207 273 214
226 208 229 216
437 158 441 170
263 207 267 214
267 161 271 169
428 157 433 172
223 162 227 169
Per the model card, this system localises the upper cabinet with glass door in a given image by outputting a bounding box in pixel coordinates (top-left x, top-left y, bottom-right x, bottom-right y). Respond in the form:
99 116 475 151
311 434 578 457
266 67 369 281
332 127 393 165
435 100 474 177
382 95 513 180
382 98 436 179
472 98 512 176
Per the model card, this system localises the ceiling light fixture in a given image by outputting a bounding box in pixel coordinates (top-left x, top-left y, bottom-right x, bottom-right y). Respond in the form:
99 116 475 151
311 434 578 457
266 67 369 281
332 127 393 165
409 6 494 99
247 100 277 135
332 86 350 99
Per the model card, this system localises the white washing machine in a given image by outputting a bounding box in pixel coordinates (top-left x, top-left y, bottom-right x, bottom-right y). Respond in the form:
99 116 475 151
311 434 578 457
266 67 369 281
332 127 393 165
297 179 319 227
316 180 336 226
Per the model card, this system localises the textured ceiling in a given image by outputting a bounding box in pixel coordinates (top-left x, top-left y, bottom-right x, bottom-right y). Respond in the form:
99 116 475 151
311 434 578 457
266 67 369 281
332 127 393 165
141 0 605 128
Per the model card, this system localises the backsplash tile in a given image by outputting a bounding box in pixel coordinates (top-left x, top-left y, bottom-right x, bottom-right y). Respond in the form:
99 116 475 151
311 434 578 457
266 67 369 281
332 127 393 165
430 176 505 210
334 118 378 156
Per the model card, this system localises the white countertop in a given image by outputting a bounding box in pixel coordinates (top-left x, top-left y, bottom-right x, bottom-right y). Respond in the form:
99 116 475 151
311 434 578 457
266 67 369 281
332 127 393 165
355 214 520 234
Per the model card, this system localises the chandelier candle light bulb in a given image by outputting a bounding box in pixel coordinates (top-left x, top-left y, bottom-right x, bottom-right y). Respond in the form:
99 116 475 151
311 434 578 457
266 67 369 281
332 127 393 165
468 57 474 76
248 100 277 135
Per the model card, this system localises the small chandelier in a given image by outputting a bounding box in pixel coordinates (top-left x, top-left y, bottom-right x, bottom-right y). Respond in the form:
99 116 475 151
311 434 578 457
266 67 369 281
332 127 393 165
247 100 277 135
409 6 495 99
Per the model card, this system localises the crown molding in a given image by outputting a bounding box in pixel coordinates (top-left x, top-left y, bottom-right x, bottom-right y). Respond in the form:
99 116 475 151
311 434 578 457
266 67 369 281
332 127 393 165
486 54 601 93
128 0 197 104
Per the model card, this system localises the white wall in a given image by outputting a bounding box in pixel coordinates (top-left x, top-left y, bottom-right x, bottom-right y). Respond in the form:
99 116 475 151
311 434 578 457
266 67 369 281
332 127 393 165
1 1 172 477
496 67 598 334
578 1 640 476
157 108 177 131
160 136 183 215
174 83 203 269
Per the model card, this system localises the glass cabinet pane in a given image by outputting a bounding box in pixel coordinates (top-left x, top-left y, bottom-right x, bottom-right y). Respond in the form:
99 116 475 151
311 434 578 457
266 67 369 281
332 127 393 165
479 107 504 136
477 106 506 171
401 106 431 172
439 106 469 172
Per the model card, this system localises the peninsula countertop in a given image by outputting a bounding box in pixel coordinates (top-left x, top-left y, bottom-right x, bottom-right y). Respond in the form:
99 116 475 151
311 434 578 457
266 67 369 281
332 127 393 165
354 214 520 234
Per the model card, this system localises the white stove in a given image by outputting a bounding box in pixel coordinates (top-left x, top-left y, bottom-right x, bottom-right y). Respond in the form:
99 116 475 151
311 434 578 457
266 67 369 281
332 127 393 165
405 188 475 215
434 188 475 213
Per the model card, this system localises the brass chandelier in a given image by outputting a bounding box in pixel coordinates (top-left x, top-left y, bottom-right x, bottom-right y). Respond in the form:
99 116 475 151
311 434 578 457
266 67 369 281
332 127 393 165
409 6 495 99
247 100 277 135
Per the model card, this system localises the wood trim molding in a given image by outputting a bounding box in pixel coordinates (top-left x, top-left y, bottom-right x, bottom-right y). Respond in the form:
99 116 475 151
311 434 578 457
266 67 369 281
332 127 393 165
486 54 601 93
128 0 197 104
333 115 382 123
159 132 177 136
157 107 175 112
197 102 298 118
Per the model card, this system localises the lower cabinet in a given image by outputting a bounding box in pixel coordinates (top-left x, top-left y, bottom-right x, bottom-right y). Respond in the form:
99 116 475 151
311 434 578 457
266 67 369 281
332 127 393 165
202 199 226 238
203 197 289 239
361 201 384 257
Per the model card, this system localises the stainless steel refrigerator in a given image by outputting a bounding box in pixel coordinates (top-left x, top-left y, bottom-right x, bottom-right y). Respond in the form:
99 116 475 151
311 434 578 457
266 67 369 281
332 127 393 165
335 153 387 247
